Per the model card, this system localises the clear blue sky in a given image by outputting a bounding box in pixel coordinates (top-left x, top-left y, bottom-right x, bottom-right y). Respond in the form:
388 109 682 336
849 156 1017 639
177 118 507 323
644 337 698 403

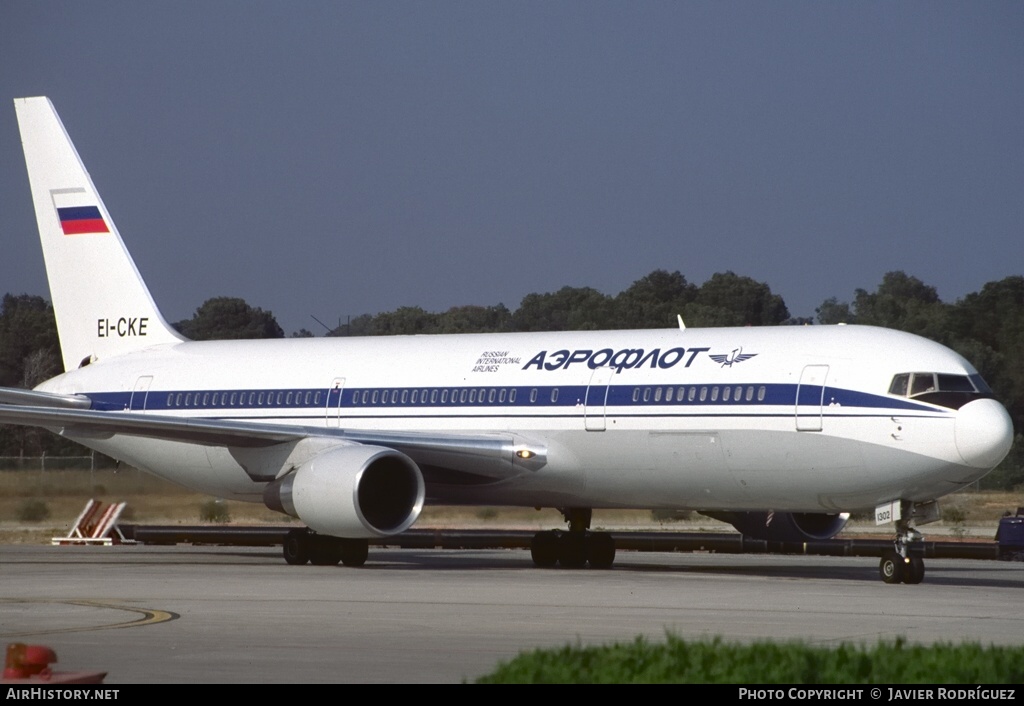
2 1 1021 334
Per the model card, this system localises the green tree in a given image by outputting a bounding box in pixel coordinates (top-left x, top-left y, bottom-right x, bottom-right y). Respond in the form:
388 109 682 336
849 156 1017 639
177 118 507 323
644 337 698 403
0 294 61 386
513 287 617 332
615 270 697 329
852 272 949 342
690 272 789 326
815 297 855 325
947 276 1024 441
174 297 284 340
436 304 513 334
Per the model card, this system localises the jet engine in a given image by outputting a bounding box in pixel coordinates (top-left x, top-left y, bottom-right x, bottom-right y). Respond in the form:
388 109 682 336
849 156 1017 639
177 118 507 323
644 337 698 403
704 511 849 542
263 444 425 538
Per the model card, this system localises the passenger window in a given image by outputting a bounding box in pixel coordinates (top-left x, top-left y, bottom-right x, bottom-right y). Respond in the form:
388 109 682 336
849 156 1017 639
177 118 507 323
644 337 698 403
401 390 409 404
654 387 662 402
431 390 438 404
499 389 506 403
372 390 379 404
488 389 496 403
643 387 651 402
469 389 477 403
510 389 517 403
249 392 256 406
411 390 418 403
551 388 559 403
315 392 321 405
745 386 753 402
530 388 538 403
276 392 283 405
665 387 673 402
632 388 640 402
286 392 293 405
304 392 311 405
185 393 192 406
202 393 209 406
700 387 707 402
735 386 742 401
711 387 719 402
441 390 449 403
166 395 173 407
722 387 731 402
459 389 467 403
688 387 696 402
758 386 766 401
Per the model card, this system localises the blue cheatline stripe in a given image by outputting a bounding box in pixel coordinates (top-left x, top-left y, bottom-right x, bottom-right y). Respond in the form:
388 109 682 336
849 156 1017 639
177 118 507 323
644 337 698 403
87 382 942 415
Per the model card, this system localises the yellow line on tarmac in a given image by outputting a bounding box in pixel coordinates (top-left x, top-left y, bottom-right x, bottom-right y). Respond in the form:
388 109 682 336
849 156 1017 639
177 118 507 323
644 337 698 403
0 598 178 637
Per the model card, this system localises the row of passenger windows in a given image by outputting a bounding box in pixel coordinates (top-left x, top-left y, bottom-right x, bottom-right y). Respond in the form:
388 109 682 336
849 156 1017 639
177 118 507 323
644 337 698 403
351 387 536 405
167 390 324 408
633 385 766 403
163 385 770 409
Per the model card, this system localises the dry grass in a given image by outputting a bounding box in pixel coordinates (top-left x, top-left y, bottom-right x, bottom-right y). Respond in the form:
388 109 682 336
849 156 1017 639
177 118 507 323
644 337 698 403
1 466 1020 545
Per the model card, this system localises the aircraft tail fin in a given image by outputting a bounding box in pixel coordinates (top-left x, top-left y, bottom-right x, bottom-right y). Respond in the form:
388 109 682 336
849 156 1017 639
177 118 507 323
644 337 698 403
14 97 184 372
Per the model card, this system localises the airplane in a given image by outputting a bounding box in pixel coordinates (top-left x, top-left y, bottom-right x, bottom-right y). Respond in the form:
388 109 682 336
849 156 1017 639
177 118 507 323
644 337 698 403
2 96 1014 582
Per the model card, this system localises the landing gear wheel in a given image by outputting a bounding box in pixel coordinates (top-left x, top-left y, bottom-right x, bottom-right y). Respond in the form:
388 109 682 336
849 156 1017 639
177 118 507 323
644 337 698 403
531 531 559 568
558 532 588 569
309 536 343 566
586 532 616 570
283 529 310 566
903 555 925 584
338 538 369 567
879 550 906 584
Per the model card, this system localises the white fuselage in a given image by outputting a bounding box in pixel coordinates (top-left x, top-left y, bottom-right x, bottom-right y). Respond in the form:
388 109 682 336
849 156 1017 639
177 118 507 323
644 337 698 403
36 324 1010 514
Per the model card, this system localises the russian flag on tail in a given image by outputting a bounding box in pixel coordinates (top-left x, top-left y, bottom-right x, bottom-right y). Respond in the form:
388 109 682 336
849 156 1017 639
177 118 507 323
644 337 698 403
57 206 108 235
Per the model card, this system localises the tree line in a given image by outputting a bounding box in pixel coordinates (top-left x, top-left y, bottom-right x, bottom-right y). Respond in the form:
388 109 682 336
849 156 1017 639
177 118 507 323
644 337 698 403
1 270 1020 488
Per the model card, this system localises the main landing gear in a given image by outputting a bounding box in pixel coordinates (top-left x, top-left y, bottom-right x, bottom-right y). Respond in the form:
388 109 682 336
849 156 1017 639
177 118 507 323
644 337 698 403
283 528 369 567
530 507 616 570
879 503 926 585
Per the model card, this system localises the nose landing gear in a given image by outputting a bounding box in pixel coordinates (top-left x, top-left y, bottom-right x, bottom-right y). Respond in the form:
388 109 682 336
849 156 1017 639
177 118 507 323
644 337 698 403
878 500 932 584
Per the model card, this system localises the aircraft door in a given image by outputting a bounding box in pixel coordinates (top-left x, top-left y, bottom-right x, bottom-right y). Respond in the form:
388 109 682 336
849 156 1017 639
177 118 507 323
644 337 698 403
584 366 613 431
129 376 153 412
795 365 829 431
326 377 346 427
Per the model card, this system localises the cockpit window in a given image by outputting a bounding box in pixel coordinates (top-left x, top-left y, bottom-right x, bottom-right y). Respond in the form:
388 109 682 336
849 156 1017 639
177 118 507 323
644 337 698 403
910 373 936 396
936 374 976 393
889 374 909 396
888 371 994 409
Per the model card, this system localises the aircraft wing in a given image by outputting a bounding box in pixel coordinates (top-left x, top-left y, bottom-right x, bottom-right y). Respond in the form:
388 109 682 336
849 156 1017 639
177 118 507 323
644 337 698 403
0 394 544 482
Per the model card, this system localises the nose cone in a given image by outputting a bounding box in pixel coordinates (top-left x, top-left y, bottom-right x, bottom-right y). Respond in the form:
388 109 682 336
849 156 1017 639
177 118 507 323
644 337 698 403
955 398 1014 469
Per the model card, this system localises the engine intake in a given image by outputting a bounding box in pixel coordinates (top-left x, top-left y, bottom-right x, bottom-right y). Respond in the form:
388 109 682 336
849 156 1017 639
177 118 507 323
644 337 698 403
264 444 425 538
704 511 849 542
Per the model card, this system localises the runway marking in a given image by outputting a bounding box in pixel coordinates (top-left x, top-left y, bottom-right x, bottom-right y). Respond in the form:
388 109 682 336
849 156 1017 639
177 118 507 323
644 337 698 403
0 598 178 637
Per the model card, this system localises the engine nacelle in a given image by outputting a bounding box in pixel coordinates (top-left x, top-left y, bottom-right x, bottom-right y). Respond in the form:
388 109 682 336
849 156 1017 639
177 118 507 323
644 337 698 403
263 444 425 539
705 511 849 542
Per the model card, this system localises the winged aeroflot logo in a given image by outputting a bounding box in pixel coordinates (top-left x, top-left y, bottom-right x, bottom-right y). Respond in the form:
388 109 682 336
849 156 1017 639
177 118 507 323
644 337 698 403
709 347 758 368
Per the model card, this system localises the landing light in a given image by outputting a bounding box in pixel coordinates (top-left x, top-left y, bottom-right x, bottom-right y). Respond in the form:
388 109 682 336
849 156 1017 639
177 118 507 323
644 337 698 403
516 449 534 459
